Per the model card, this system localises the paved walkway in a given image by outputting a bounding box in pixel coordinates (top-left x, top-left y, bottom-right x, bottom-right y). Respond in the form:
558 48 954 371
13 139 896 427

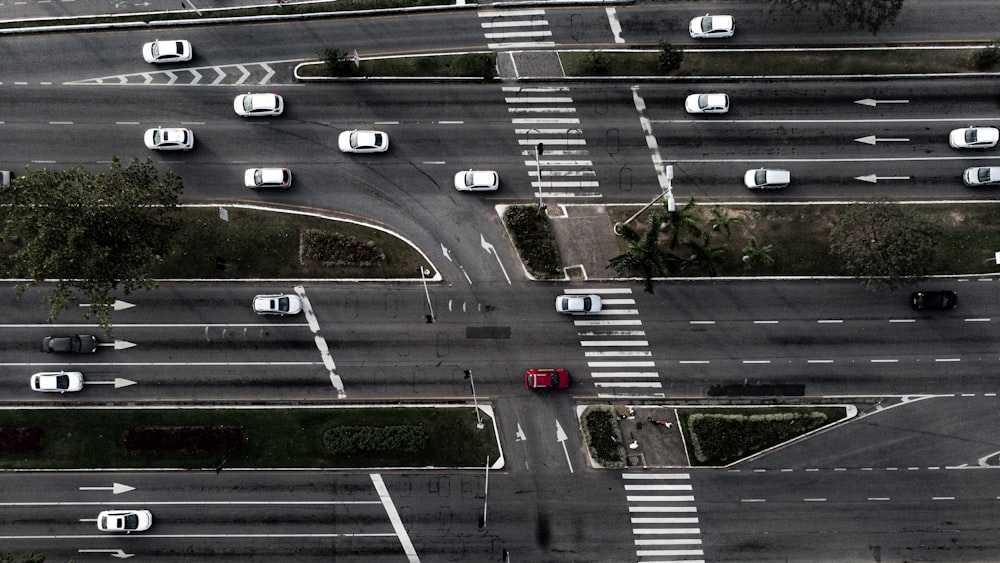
548 204 622 281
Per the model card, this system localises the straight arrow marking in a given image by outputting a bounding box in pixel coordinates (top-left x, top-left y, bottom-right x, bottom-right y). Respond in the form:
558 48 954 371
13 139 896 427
855 98 909 107
78 550 134 559
79 482 136 495
555 420 574 473
855 135 910 145
855 174 912 184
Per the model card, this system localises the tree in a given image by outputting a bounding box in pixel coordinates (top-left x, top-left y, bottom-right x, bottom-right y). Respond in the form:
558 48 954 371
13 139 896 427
769 0 905 34
609 213 680 293
828 199 938 291
684 233 729 277
657 40 683 73
742 235 775 272
661 197 702 250
0 157 183 334
709 206 743 239
319 47 355 76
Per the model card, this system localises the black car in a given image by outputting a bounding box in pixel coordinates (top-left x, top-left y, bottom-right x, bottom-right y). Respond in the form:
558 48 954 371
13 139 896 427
42 335 99 353
911 290 957 310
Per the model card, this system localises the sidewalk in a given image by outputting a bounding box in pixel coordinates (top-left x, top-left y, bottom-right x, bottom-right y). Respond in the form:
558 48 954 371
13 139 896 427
548 204 622 281
613 405 689 468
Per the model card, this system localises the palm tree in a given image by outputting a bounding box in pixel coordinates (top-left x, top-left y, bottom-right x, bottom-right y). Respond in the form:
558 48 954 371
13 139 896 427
661 197 702 250
709 207 743 239
684 233 729 277
609 213 679 293
742 235 775 272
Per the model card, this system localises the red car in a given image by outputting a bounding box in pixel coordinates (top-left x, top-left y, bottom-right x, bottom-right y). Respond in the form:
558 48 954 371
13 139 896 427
525 369 570 390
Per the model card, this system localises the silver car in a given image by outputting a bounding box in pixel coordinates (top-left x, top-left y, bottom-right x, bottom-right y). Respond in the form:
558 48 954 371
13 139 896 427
98 509 153 533
454 170 499 192
338 130 389 153
245 168 292 189
142 40 192 64
685 93 729 114
253 294 302 315
689 14 735 39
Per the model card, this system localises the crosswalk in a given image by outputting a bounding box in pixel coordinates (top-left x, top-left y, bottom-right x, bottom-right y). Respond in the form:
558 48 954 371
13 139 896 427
624 473 705 563
479 9 555 50
564 288 663 396
506 86 601 200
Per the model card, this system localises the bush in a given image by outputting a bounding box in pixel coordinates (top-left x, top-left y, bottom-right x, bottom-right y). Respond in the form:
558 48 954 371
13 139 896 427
685 410 832 465
503 205 562 279
301 229 386 267
323 425 428 455
319 47 356 76
580 406 625 468
124 426 245 453
973 38 1000 70
0 428 42 452
657 40 683 73
582 51 612 75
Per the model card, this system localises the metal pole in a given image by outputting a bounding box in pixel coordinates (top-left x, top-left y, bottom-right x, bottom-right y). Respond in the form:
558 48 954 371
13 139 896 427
534 143 546 214
418 267 434 323
483 455 490 527
463 369 484 429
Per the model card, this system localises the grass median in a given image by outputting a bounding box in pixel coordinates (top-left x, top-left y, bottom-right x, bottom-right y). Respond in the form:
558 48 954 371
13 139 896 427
0 406 498 469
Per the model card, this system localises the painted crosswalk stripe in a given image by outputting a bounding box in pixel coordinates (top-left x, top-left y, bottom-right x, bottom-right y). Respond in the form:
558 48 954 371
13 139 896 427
581 340 649 346
590 372 660 378
575 320 643 326
626 484 694 491
595 381 663 388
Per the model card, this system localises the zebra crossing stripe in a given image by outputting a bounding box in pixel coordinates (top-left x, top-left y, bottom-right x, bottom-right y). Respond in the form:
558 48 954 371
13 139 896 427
584 351 652 357
595 381 662 388
590 372 660 379
485 30 553 39
633 527 701 534
479 9 545 17
564 288 634 294
629 506 697 512
481 20 549 28
623 474 690 479
580 341 650 347
574 320 643 326
626 484 694 491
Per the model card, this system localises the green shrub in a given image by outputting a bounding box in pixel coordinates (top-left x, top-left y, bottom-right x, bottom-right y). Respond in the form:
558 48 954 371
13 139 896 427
685 410 832 466
657 40 683 73
581 406 625 468
301 229 386 267
319 47 356 76
973 38 1000 70
503 205 562 279
582 51 612 75
323 425 429 455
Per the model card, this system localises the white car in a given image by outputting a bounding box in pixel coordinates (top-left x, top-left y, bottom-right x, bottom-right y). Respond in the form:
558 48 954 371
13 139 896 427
245 168 292 189
949 127 999 149
97 509 153 533
454 170 499 192
142 40 192 64
338 130 389 153
964 167 1000 186
30 371 84 393
555 294 602 314
685 93 729 114
253 293 302 315
233 93 284 117
689 14 735 39
144 128 193 151
744 168 790 189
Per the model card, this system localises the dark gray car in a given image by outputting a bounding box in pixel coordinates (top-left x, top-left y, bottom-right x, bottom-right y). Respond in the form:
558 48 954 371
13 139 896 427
42 335 98 353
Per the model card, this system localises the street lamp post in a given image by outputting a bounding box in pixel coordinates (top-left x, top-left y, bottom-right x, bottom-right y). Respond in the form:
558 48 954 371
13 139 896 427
534 143 546 215
463 369 485 429
613 163 675 236
418 266 434 323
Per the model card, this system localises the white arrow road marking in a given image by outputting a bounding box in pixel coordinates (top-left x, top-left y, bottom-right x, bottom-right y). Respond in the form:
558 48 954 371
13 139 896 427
79 482 135 495
516 423 527 442
555 420 574 473
855 98 909 107
79 300 134 311
78 549 134 559
97 341 136 350
441 243 452 262
855 135 910 145
85 378 138 389
480 234 511 285
855 174 912 183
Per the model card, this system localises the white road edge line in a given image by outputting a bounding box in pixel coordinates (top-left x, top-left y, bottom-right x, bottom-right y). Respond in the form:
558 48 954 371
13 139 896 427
371 474 420 563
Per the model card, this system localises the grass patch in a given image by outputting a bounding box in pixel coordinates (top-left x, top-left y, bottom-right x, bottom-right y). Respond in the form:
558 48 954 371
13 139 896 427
150 207 426 279
606 203 1000 278
580 405 626 469
678 406 848 466
0 407 498 469
561 48 992 77
298 52 497 79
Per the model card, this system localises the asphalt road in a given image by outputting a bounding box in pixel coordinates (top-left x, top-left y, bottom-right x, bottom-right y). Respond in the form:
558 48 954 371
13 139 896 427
3 4 1000 562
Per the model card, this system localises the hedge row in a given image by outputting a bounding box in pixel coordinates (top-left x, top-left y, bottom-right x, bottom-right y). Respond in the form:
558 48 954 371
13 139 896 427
323 425 428 455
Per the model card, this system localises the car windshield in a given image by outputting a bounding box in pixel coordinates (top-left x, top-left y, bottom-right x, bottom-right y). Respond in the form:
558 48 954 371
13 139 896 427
754 170 767 185
700 17 714 32
150 43 161 57
53 374 69 389
697 94 710 109
275 297 290 312
966 129 978 143
462 172 475 186
121 514 138 529
979 169 992 182
581 297 593 309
